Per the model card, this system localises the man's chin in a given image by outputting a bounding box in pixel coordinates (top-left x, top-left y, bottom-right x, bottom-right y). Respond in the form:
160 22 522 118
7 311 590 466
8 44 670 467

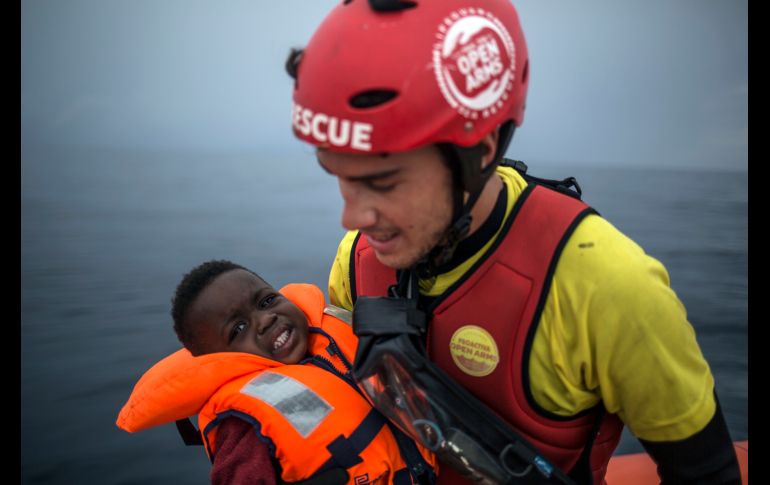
374 249 422 271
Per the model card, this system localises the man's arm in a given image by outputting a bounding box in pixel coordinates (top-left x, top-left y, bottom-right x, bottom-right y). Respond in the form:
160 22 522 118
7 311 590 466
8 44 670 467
640 395 740 484
328 230 358 311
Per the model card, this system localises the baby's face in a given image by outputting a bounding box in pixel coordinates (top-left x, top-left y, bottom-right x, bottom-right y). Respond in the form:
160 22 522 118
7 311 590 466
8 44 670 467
187 269 309 363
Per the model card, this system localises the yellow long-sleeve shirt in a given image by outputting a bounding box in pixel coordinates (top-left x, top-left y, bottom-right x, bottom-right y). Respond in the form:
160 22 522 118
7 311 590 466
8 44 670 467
328 166 715 442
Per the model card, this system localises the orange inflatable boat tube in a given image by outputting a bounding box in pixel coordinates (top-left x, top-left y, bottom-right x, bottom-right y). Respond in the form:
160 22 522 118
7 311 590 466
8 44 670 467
605 441 748 484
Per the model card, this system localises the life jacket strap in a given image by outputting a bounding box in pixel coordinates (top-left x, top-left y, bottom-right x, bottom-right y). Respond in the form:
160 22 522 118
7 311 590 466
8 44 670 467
386 421 436 485
393 468 414 485
318 408 386 471
175 418 203 446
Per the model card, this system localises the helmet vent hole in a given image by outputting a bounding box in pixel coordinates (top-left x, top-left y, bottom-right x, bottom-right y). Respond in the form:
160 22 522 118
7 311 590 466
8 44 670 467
343 0 354 5
349 89 399 109
368 0 417 12
521 60 529 85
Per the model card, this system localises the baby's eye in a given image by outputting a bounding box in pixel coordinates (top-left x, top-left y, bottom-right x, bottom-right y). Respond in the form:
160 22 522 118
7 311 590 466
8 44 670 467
229 322 246 342
259 294 278 309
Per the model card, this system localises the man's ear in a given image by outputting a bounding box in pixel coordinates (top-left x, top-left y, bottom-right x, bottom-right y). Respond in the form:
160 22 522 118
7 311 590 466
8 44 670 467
479 128 500 169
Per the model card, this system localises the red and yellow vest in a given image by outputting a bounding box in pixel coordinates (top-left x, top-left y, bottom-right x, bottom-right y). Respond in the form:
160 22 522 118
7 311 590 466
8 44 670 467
350 184 624 484
116 283 437 485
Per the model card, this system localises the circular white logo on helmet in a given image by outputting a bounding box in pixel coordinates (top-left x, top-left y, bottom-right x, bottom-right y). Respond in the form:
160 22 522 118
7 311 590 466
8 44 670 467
433 9 516 120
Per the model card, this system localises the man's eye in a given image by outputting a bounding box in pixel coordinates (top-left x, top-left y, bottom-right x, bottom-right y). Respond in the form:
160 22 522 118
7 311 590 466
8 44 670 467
229 322 246 342
367 182 396 193
259 294 277 309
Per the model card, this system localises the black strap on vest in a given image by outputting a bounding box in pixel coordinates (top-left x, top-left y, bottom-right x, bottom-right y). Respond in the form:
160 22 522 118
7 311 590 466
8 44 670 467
317 409 386 472
501 158 583 201
175 418 204 446
386 421 436 485
392 468 413 485
567 407 606 485
318 408 435 484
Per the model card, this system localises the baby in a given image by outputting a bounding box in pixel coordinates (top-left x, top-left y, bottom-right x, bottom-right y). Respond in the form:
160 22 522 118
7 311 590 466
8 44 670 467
117 260 437 485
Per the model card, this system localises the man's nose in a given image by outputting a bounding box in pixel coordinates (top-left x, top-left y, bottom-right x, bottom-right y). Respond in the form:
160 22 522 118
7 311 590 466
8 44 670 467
339 179 377 230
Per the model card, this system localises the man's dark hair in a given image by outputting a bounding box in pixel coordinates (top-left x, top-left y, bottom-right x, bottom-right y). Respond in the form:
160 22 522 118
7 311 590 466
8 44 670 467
171 259 252 353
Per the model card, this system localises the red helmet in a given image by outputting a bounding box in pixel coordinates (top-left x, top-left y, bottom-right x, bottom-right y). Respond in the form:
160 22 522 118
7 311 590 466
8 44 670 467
291 0 529 154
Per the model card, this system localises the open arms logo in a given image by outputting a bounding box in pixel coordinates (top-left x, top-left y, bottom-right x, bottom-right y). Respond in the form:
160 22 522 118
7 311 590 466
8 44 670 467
433 8 516 120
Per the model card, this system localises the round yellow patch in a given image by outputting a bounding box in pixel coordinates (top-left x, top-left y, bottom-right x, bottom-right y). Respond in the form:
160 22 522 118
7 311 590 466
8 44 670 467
449 325 500 377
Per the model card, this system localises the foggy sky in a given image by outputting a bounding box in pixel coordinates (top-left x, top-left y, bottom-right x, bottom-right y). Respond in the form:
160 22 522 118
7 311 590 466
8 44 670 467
21 0 747 170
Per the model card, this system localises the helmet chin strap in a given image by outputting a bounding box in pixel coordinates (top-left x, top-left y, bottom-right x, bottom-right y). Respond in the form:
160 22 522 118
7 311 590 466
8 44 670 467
414 122 516 280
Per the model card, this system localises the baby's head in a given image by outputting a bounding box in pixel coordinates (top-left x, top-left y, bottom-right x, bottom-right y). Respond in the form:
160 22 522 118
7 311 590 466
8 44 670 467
171 260 309 363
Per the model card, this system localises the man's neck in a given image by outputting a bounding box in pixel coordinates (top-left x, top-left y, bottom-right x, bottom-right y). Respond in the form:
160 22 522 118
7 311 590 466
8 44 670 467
467 173 504 237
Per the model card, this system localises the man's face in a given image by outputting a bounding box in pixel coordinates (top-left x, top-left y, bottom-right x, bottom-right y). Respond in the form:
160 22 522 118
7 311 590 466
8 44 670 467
187 269 309 363
317 145 454 269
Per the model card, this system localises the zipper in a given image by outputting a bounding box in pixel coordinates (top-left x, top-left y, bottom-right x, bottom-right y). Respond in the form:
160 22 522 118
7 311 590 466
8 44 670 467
307 354 362 393
305 328 359 392
308 327 353 372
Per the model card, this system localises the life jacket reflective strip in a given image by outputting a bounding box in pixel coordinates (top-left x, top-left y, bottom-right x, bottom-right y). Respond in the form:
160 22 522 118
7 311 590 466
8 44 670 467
352 185 623 484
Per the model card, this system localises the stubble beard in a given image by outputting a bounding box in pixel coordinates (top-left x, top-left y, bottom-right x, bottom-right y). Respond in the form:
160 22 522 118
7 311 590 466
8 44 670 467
378 214 453 270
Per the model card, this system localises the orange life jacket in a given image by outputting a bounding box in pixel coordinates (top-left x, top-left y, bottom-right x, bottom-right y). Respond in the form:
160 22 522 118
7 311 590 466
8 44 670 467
350 184 624 485
116 283 437 485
